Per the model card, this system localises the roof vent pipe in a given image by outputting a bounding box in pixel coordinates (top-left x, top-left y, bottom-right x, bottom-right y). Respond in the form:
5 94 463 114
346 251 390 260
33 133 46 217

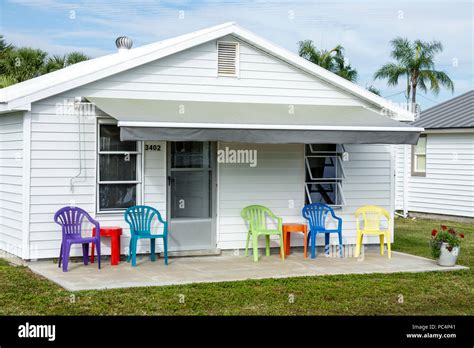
115 36 133 52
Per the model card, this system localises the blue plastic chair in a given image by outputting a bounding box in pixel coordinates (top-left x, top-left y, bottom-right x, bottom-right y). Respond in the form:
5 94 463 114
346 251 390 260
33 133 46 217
302 203 343 259
124 205 168 266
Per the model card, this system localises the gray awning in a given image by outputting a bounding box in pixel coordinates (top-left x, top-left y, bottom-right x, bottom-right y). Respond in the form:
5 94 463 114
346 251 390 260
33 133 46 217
120 126 420 144
87 98 423 144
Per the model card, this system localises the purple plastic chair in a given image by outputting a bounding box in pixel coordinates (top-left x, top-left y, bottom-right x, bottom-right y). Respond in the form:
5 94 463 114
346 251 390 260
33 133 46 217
54 206 101 272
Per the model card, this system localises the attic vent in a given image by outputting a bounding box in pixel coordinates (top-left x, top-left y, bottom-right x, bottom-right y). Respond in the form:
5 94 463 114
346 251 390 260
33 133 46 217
217 41 239 77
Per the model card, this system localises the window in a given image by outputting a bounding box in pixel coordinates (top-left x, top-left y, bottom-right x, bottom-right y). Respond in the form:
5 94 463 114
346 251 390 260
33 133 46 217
217 41 239 77
97 123 141 212
412 135 427 176
305 144 346 207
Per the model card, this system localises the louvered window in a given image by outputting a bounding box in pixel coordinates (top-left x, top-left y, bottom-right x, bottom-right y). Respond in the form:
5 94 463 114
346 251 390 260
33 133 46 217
305 144 347 207
217 41 239 77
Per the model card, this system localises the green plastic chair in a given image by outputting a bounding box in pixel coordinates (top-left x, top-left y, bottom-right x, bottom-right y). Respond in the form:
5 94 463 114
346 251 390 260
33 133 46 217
241 205 285 262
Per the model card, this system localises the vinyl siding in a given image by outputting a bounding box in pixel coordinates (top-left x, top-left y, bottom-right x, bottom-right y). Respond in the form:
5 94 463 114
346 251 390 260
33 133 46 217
72 35 370 107
217 143 393 250
28 93 167 259
0 112 23 257
395 133 474 217
394 144 408 210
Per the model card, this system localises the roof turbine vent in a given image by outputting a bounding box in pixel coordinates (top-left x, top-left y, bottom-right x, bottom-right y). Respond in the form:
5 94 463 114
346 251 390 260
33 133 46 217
115 36 133 52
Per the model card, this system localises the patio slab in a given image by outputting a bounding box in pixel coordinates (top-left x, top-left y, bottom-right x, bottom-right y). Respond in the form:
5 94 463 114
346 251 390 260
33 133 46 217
27 249 468 291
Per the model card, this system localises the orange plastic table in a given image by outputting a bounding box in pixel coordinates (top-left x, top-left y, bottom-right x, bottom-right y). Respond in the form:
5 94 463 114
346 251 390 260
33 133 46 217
90 226 122 266
282 223 308 258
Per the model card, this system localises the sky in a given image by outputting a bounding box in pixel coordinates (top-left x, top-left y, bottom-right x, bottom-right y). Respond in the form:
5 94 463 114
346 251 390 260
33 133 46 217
0 0 472 110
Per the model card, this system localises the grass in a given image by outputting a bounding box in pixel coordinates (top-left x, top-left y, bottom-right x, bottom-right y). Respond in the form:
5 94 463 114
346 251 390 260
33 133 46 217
0 217 472 315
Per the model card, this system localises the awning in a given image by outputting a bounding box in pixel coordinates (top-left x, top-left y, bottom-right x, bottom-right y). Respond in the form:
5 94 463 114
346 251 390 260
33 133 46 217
88 98 423 144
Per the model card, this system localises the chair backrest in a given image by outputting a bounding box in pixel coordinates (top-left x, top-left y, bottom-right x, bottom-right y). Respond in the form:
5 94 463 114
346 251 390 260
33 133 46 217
54 206 98 239
241 205 275 231
124 205 166 236
302 203 334 230
355 205 390 231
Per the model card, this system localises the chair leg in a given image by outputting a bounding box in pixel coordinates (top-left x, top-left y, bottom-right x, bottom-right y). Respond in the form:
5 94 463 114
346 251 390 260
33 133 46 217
58 242 63 268
265 235 270 256
163 236 168 265
96 239 101 270
303 231 308 259
279 232 285 260
150 239 156 262
62 241 71 272
82 243 89 265
386 232 391 259
324 233 330 256
131 238 137 267
252 233 259 262
338 232 343 258
379 234 385 256
127 238 132 263
244 231 251 257
310 232 316 259
355 232 362 257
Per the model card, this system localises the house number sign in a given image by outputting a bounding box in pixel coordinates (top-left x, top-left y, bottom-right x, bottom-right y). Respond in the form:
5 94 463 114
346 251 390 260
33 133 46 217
145 143 161 151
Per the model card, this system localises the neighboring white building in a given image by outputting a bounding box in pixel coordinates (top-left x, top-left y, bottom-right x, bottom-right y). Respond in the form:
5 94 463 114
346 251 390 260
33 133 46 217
395 91 474 218
0 23 421 260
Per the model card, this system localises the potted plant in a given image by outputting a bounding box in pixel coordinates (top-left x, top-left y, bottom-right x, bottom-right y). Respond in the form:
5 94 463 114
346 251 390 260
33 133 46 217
430 225 465 266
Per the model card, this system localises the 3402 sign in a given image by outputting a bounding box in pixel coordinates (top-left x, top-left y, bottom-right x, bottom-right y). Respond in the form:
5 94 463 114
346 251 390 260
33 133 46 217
145 144 161 151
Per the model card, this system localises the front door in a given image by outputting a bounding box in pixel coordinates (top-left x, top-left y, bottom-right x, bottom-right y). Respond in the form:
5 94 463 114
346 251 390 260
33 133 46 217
167 141 216 251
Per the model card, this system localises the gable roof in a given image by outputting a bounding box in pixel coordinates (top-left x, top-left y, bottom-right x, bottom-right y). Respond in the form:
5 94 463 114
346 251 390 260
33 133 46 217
412 90 474 129
0 22 414 120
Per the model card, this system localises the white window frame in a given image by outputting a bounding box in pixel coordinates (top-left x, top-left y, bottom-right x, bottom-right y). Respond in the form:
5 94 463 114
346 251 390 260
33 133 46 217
96 119 142 214
412 134 427 177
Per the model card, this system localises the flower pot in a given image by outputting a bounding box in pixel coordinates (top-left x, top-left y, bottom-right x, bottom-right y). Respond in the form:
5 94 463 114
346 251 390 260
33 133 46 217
437 242 460 267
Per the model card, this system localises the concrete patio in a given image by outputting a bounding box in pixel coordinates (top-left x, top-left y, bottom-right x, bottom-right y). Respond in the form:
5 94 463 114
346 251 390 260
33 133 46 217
28 247 468 291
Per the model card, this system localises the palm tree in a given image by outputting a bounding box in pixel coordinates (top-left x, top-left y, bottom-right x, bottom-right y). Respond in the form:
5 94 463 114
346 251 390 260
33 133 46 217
0 47 47 83
65 51 89 66
298 40 358 82
374 37 454 110
42 51 89 74
42 55 66 74
366 85 381 96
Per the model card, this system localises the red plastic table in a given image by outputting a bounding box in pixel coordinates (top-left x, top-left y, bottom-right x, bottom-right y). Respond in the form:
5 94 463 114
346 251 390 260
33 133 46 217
90 226 122 266
282 223 308 258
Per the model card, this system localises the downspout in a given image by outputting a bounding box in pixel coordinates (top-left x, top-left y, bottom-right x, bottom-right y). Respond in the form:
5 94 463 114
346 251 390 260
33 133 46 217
402 144 409 217
70 98 85 193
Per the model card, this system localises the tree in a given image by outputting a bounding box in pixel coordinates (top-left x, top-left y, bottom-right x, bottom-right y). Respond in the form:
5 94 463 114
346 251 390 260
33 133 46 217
0 35 14 76
374 37 454 110
0 47 47 83
0 34 90 87
42 52 89 74
42 55 66 74
298 40 358 82
366 85 381 96
65 51 89 66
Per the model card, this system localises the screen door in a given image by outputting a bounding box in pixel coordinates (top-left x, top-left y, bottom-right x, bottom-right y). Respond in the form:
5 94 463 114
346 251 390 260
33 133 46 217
167 141 216 251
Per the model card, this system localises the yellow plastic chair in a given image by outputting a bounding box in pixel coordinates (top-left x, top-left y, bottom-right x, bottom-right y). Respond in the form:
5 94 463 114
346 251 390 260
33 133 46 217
355 205 391 259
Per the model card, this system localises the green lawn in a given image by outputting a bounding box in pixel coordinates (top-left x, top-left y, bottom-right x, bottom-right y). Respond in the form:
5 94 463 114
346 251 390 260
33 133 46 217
0 217 472 315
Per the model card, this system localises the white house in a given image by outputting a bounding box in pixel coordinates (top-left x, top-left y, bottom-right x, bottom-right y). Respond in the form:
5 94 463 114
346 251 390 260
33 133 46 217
395 90 474 219
0 23 422 261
